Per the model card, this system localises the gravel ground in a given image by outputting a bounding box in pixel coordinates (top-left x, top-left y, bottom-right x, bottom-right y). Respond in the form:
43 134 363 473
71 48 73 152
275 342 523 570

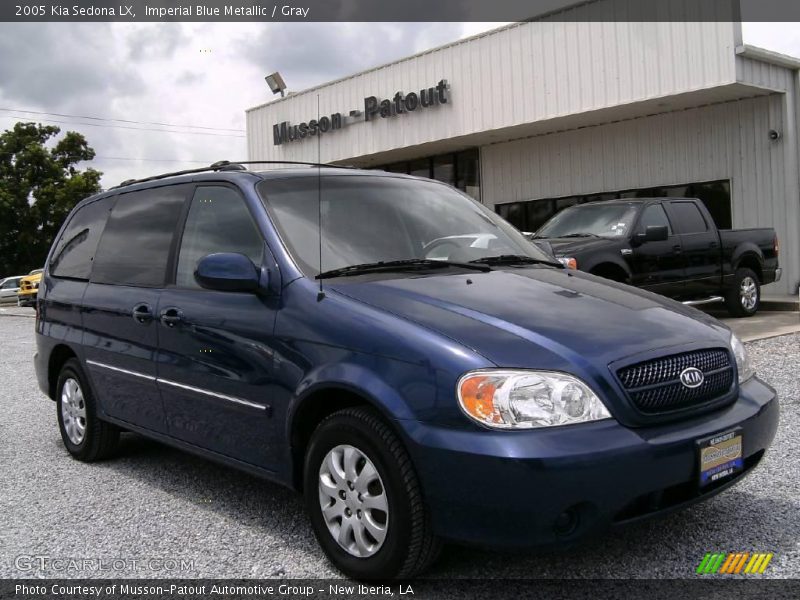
0 311 797 581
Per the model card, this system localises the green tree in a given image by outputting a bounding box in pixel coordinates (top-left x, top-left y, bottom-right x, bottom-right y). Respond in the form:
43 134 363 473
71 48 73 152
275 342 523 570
0 122 102 275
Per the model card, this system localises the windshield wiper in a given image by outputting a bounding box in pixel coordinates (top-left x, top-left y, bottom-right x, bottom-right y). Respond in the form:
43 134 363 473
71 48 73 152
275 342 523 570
558 233 602 238
316 258 492 279
469 255 563 268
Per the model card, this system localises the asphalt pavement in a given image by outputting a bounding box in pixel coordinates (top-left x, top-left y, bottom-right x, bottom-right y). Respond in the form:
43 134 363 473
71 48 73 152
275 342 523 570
0 311 797 581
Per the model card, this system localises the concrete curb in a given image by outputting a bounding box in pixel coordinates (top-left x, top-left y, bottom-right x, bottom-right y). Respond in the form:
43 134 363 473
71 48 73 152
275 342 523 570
761 300 800 312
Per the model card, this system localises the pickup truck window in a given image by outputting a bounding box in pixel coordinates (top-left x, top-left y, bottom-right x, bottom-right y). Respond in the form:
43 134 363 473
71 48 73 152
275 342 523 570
535 204 637 238
669 201 708 234
638 204 672 234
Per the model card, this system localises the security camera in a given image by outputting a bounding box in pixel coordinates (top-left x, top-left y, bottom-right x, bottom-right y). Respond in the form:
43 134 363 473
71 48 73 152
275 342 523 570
768 129 781 141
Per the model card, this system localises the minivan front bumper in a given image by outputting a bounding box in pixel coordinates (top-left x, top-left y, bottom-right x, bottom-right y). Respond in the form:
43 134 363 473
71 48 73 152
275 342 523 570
400 377 778 549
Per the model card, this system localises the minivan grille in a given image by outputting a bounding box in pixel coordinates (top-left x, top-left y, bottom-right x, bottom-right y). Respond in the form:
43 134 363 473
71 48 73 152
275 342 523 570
616 349 734 414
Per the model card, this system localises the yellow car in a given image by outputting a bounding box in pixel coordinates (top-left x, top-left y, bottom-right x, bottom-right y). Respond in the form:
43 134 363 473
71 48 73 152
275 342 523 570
17 269 43 308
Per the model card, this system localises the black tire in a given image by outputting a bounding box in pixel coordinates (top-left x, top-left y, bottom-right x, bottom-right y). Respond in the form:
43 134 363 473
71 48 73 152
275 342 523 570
304 407 440 580
725 268 761 318
56 358 120 461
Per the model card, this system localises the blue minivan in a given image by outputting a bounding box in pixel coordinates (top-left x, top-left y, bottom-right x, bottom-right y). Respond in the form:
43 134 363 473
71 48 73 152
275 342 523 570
34 163 778 579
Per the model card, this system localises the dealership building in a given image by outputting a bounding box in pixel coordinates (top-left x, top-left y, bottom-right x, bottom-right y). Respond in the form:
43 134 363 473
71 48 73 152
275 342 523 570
246 7 800 295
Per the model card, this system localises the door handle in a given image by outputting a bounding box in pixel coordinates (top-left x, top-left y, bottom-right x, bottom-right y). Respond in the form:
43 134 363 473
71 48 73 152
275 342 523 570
160 307 184 328
132 303 153 324
709 241 719 248
672 244 682 255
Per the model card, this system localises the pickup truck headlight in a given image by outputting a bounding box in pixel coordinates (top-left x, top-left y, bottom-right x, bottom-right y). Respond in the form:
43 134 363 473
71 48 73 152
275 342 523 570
457 370 611 429
730 333 755 383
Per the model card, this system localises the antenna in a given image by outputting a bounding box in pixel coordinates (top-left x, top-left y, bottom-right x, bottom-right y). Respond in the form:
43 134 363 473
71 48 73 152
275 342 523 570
316 94 325 302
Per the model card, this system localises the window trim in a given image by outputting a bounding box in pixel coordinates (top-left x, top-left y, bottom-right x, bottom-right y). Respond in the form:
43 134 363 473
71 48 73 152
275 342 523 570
168 181 267 291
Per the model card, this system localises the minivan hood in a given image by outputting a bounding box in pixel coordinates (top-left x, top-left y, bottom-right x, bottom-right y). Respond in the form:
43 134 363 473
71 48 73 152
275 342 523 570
328 267 730 371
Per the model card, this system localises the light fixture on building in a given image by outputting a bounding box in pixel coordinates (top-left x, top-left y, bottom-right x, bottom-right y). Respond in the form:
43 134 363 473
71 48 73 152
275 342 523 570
265 72 287 97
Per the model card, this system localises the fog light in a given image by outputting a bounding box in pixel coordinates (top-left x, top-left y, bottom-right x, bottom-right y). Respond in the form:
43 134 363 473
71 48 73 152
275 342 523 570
554 508 580 536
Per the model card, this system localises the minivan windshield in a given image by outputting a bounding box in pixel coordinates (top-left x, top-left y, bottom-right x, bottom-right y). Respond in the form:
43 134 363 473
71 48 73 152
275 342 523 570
258 174 555 277
536 203 638 238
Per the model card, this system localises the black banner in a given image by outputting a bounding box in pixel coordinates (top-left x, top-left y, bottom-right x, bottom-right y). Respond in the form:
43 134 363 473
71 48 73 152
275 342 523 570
3 0 800 23
3 579 800 600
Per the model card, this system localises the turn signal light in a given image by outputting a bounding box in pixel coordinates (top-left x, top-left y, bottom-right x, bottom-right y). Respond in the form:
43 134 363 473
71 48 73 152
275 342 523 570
558 257 578 270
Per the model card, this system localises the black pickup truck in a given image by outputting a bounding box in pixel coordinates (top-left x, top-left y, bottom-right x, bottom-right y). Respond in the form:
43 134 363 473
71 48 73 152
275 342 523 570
533 198 781 317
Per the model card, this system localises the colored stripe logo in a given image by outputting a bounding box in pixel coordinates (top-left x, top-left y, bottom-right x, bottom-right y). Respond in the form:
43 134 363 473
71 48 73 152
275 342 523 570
696 552 774 574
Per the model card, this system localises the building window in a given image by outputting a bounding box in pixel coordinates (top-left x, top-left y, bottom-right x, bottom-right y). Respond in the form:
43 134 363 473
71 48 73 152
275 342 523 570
408 158 431 179
496 179 732 232
373 148 481 202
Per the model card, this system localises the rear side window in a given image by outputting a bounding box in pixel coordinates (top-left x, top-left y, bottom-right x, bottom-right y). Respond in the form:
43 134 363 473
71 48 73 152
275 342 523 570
669 202 708 234
50 197 116 280
175 186 263 288
91 185 189 287
638 204 672 235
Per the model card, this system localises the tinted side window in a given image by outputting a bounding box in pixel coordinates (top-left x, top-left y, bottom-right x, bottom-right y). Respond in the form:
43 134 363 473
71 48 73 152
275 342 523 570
50 197 116 280
175 186 263 288
638 204 672 235
92 185 188 287
669 201 708 234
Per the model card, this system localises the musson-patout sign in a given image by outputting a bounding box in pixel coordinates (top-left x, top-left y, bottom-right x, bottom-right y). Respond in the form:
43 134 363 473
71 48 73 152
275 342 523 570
272 79 450 146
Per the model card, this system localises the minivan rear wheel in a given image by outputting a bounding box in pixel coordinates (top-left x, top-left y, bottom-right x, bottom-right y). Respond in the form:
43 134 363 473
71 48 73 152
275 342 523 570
304 407 440 579
56 359 120 461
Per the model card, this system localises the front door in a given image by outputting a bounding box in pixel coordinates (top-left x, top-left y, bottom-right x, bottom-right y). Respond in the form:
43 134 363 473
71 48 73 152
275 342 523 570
156 185 280 469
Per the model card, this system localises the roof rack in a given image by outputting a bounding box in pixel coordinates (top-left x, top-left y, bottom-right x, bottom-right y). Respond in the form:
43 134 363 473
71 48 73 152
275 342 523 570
111 160 355 189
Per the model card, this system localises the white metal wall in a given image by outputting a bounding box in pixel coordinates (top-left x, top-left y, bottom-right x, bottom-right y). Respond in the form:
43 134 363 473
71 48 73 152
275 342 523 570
247 16 738 164
482 95 799 294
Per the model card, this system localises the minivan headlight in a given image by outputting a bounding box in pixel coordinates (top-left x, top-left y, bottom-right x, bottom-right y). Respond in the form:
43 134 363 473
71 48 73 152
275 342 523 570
457 370 611 429
730 333 755 383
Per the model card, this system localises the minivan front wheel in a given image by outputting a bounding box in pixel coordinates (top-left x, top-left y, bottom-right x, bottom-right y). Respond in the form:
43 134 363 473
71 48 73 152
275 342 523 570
56 359 120 461
304 407 439 579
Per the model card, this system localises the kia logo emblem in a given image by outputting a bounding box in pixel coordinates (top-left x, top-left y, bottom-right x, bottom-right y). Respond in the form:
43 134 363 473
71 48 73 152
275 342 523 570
680 367 705 388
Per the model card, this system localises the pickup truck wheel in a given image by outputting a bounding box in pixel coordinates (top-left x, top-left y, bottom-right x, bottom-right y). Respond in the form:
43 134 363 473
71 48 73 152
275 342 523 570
304 407 440 579
56 358 120 461
725 268 760 318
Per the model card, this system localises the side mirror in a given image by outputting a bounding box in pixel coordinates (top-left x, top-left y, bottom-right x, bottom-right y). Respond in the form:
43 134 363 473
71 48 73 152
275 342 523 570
634 225 669 245
195 253 259 292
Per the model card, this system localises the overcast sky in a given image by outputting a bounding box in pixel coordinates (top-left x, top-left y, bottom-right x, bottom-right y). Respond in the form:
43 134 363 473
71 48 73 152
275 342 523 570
0 21 797 188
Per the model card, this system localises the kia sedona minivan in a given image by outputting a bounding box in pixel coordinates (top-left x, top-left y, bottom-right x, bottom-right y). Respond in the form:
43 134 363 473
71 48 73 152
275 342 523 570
35 163 778 579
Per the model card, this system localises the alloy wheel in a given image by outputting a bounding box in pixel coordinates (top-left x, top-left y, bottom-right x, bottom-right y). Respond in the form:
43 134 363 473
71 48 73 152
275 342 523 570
740 276 758 310
61 378 87 445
